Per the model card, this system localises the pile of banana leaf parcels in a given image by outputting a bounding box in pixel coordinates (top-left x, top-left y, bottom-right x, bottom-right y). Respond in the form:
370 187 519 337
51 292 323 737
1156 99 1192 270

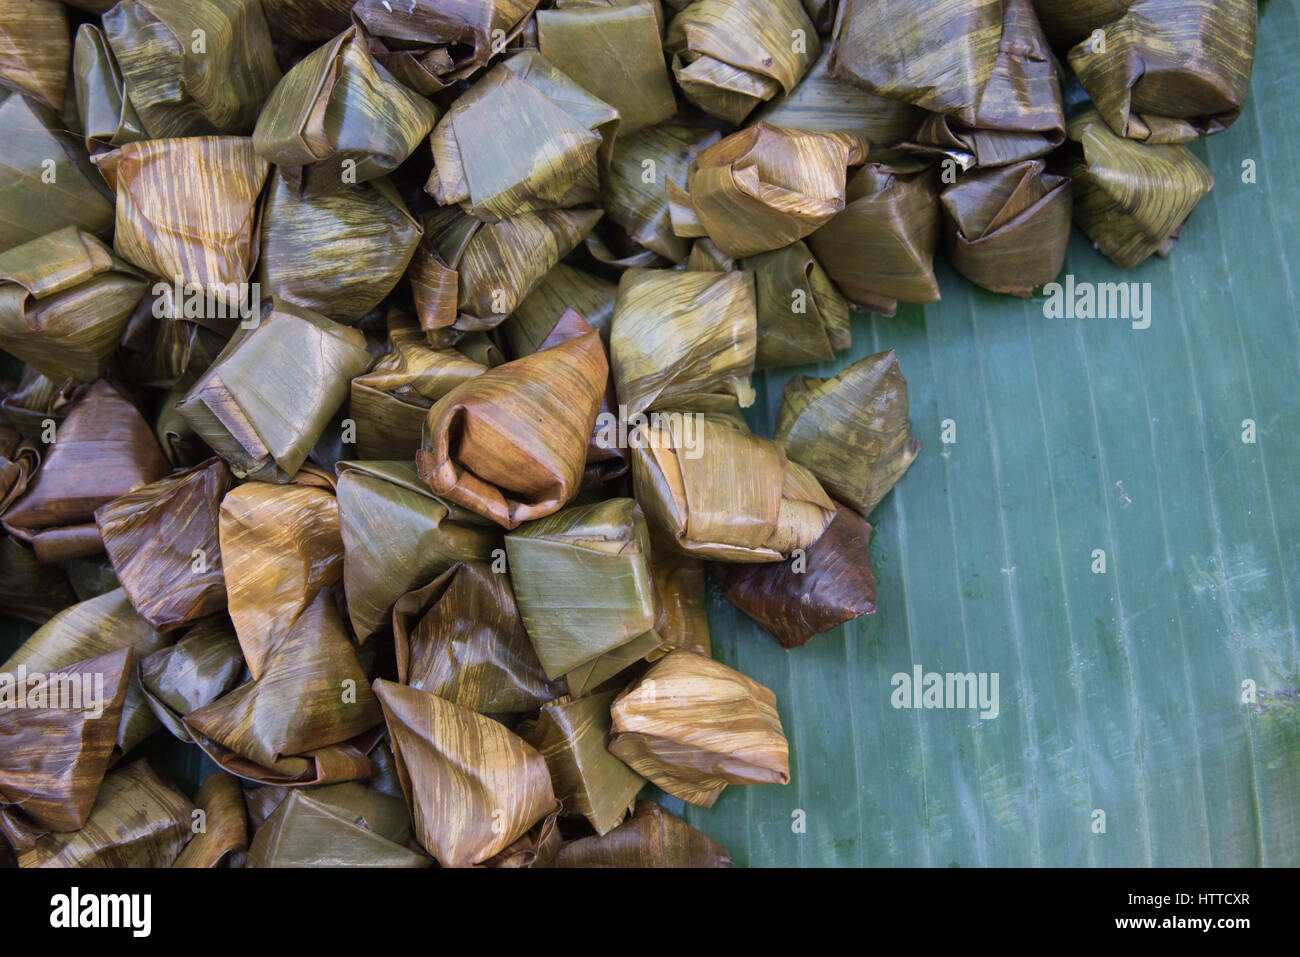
0 0 1257 867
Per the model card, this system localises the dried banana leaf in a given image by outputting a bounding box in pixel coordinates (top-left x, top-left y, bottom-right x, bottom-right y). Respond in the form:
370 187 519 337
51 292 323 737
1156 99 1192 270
177 300 371 482
419 206 603 332
261 0 356 44
537 1 676 134
505 497 661 679
481 803 561 868
426 54 617 222
102 0 280 138
604 123 722 263
555 798 731 866
519 690 645 834
18 760 194 868
218 480 343 679
0 92 115 252
3 381 171 562
741 240 850 369
417 329 607 529
373 678 557 867
351 0 538 94
941 158 1071 297
648 553 711 658
1065 108 1215 268
138 618 246 742
259 176 423 324
336 460 497 641
96 136 270 308
392 561 563 713
252 26 438 194
630 414 835 562
0 422 37 515
0 0 69 113
116 293 234 391
0 646 131 850
1030 0 1131 46
0 589 170 754
670 123 869 259
173 771 247 867
716 502 875 649
185 592 383 785
504 264 617 356
1068 0 1256 144
776 350 920 517
611 268 756 417
95 458 235 631
247 785 430 867
807 162 941 315
608 650 790 807
0 367 86 440
665 0 819 123
0 535 76 624
562 628 661 697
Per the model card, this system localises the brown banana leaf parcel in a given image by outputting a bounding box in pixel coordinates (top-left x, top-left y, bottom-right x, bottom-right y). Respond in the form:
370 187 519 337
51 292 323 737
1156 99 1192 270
741 241 851 369
184 592 383 786
73 24 146 153
481 803 561 869
649 553 711 658
247 784 430 867
336 460 497 641
503 264 617 356
177 300 371 482
0 423 36 516
1 589 171 755
611 267 756 418
505 497 663 681
94 458 235 631
116 291 235 391
259 176 423 325
425 52 618 223
1068 0 1256 144
1030 0 1131 47
630 415 836 562
173 770 248 867
609 650 790 807
776 350 921 518
373 678 558 867
0 227 147 383
138 618 246 742
0 0 69 113
102 0 280 139
1065 109 1215 269
351 0 538 95
940 159 1071 297
807 162 941 316
19 760 194 868
252 26 439 196
665 0 820 124
519 690 646 835
392 561 564 713
669 123 869 259
218 479 343 679
417 329 608 529
0 535 77 624
0 647 131 852
537 1 676 134
3 381 171 562
0 92 115 253
95 136 270 311
555 798 732 867
716 502 876 649
0 367 86 441
261 0 356 44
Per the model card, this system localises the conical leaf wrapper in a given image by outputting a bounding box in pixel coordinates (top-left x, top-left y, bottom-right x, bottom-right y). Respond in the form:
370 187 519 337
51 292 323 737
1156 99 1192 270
648 553 710 659
177 300 371 482
520 690 645 835
611 268 756 417
717 502 875 649
503 263 617 356
941 158 1071 297
252 26 438 194
741 240 850 369
373 678 557 867
259 176 422 324
776 350 921 517
1065 108 1214 268
807 163 941 315
173 770 247 867
0 535 76 624
337 460 497 641
0 0 69 113
555 798 731 867
609 650 789 807
72 23 145 152
247 785 430 867
1068 0 1255 144
138 618 246 742
505 497 661 679
665 0 819 123
18 760 193 868
95 458 235 631
417 329 607 528
0 646 131 849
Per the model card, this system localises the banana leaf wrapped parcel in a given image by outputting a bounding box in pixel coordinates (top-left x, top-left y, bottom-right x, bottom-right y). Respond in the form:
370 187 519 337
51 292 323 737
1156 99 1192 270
556 799 732 867
649 553 711 658
138 619 246 741
73 23 145 153
0 0 69 113
0 535 77 624
246 783 430 867
741 241 851 368
503 264 617 356
174 771 248 868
